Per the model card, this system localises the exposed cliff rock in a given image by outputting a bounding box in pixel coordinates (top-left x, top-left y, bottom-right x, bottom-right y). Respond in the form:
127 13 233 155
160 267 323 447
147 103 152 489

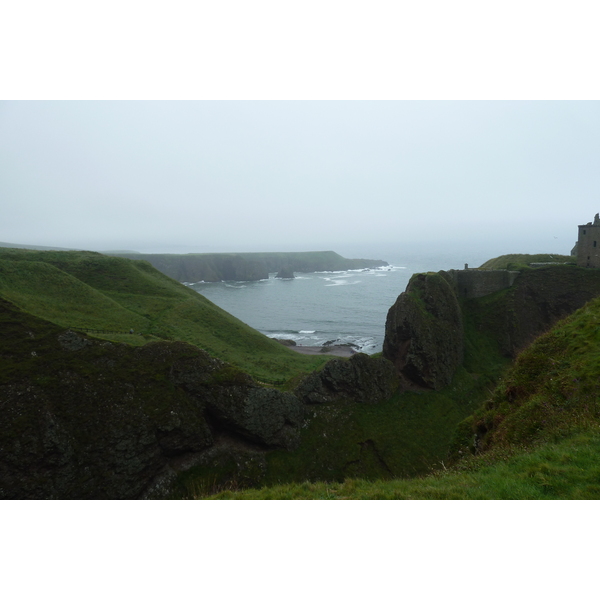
383 271 464 390
383 265 600 394
116 253 270 283
295 353 398 405
0 298 303 499
466 266 600 358
106 250 388 282
276 266 295 279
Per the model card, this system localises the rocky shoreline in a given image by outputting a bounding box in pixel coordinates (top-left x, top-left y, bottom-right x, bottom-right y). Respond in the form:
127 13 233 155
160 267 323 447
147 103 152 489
288 344 357 357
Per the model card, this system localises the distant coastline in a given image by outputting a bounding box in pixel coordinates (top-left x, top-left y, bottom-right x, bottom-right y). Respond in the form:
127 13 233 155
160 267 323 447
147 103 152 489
104 250 388 283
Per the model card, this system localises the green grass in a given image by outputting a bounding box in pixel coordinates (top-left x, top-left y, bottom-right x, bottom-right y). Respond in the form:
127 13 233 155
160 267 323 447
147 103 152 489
0 248 329 382
478 253 573 270
206 430 600 499
463 295 600 453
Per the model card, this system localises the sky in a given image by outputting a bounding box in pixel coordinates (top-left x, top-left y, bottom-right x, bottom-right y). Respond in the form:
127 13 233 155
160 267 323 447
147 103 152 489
1 100 599 261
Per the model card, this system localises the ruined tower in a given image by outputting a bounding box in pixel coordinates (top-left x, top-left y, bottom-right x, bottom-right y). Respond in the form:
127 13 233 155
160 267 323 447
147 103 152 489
577 213 600 267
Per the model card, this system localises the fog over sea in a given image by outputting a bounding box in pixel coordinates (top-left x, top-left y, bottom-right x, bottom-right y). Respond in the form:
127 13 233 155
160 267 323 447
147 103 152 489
188 245 501 354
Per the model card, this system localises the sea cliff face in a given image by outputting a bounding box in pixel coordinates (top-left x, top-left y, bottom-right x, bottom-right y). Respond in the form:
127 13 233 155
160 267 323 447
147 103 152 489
383 265 600 390
383 272 464 391
106 251 388 282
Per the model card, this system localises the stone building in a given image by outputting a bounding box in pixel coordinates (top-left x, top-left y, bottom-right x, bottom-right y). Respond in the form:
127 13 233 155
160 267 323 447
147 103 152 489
577 213 600 267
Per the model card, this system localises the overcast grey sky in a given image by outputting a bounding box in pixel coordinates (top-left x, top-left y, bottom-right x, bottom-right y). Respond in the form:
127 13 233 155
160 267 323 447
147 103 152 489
1 101 598 258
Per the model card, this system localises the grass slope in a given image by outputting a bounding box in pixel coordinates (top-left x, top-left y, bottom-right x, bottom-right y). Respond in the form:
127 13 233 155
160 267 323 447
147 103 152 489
0 248 329 381
479 253 573 270
210 431 600 499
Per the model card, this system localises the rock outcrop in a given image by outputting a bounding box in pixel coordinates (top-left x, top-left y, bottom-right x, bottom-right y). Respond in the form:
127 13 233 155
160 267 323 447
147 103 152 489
295 353 398 405
383 271 464 390
275 266 295 279
0 299 303 499
382 265 600 392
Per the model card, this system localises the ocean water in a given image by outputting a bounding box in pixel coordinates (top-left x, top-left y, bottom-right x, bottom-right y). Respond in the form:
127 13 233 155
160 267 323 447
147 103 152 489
187 249 492 354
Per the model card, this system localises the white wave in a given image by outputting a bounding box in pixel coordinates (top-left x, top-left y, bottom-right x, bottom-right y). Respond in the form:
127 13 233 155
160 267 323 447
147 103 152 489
325 280 361 287
299 330 316 334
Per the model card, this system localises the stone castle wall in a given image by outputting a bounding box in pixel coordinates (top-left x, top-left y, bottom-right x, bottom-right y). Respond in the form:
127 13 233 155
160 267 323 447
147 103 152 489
577 222 600 268
447 269 520 299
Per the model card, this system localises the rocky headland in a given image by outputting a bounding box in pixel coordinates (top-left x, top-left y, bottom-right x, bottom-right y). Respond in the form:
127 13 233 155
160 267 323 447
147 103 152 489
105 250 388 282
383 265 600 390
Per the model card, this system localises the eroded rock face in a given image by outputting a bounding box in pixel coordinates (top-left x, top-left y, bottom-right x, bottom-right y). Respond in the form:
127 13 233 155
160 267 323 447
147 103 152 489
170 351 303 450
469 266 600 358
0 303 304 499
207 387 303 449
383 272 464 390
295 353 398 405
275 267 295 279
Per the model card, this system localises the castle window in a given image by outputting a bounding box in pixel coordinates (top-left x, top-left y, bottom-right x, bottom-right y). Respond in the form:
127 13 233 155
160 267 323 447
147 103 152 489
595 241 597 248
584 229 587 234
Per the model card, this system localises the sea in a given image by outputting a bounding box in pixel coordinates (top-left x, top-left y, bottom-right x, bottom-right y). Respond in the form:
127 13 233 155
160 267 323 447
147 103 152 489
186 246 503 354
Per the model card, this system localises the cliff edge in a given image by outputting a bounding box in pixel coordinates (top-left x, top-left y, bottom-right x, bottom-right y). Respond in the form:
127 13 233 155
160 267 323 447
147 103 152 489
383 272 464 390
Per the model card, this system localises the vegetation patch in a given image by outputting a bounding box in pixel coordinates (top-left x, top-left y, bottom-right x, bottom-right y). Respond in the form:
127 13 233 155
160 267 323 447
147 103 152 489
0 249 330 382
478 253 573 271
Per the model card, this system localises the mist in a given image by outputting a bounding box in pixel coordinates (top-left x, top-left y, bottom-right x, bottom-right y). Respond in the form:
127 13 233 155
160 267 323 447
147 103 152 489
1 101 598 263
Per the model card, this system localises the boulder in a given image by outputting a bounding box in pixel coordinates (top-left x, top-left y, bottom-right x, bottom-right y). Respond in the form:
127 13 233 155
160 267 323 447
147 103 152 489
295 353 398 405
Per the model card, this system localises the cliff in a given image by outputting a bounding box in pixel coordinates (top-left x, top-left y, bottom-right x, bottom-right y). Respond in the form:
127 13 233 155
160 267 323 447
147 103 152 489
0 298 305 499
383 265 600 391
106 250 388 282
383 272 464 390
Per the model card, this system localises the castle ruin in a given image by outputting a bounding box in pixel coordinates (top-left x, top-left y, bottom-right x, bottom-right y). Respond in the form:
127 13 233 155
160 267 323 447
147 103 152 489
577 213 600 268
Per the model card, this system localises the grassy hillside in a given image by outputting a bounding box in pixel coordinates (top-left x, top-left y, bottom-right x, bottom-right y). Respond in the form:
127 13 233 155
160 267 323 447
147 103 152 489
479 253 573 270
0 248 329 382
209 431 600 499
203 285 600 499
